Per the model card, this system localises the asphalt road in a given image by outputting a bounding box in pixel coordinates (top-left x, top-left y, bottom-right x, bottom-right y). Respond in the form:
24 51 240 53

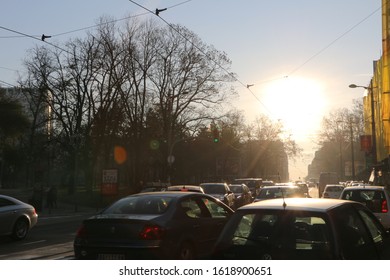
0 213 92 260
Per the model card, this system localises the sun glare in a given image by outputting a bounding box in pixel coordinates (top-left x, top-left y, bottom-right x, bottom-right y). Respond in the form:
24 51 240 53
262 76 327 140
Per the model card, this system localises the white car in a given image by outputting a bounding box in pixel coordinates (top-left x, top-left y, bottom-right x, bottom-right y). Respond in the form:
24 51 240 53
340 185 390 230
322 184 344 199
0 194 38 240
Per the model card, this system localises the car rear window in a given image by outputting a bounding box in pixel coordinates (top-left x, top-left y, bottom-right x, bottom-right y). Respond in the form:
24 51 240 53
341 189 386 213
202 184 226 194
104 196 172 215
326 186 343 192
257 188 303 199
219 210 333 259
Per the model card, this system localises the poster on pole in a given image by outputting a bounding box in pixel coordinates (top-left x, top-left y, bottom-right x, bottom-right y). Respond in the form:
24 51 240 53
101 169 118 195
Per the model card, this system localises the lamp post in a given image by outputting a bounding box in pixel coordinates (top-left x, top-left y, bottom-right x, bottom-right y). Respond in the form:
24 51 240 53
336 121 344 180
349 83 377 165
349 117 355 180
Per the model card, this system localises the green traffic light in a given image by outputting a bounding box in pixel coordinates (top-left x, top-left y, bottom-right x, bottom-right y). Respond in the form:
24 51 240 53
213 138 219 143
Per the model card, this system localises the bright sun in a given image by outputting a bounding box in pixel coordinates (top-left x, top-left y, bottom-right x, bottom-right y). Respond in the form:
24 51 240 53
262 76 327 140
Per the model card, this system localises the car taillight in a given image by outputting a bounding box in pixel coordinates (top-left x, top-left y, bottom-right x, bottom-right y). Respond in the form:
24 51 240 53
382 200 388 213
76 225 87 238
139 225 164 240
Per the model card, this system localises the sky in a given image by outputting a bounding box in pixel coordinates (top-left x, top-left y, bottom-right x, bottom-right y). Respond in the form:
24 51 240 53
0 0 384 180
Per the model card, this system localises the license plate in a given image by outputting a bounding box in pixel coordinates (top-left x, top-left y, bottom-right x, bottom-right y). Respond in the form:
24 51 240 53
98 253 125 260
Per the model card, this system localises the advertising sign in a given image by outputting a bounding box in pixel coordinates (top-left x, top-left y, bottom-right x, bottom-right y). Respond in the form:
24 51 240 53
101 169 118 195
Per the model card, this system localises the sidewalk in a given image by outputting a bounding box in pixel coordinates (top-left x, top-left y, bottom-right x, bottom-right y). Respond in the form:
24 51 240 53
0 187 98 218
37 201 98 218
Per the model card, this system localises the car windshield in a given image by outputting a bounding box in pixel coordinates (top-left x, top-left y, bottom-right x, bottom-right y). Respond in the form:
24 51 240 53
103 196 172 215
202 185 226 194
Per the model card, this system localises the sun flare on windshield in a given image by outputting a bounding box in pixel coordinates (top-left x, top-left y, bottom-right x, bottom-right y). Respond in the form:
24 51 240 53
262 76 327 140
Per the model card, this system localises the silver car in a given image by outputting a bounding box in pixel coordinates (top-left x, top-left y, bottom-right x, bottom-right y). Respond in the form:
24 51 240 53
340 186 390 230
322 184 344 199
0 194 38 240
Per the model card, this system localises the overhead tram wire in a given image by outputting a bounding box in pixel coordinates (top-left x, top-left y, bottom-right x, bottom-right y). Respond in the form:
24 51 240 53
0 0 195 79
0 1 194 39
0 25 72 56
247 3 383 88
0 79 16 87
286 5 382 77
128 0 274 115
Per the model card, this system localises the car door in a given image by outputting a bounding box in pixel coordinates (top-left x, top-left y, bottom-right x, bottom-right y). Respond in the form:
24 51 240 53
357 207 390 259
332 205 379 259
195 196 233 257
174 196 207 255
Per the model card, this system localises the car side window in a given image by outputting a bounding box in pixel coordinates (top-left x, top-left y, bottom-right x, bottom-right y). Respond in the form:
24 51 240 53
180 198 203 219
0 198 15 207
201 198 230 218
231 214 277 244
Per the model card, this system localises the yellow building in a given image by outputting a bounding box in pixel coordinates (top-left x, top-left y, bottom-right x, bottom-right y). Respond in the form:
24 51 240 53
363 0 390 166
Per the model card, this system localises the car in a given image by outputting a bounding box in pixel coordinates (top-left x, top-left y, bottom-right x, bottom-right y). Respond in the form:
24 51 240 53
0 194 38 240
296 182 310 197
166 185 204 193
212 198 390 260
228 184 253 208
74 191 234 260
200 183 236 209
322 184 344 199
254 185 307 202
340 185 390 229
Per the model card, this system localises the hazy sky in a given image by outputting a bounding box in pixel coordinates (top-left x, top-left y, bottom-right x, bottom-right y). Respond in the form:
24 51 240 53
0 0 383 179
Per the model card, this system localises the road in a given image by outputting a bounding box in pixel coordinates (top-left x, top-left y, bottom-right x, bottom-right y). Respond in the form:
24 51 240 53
0 188 319 260
0 212 92 260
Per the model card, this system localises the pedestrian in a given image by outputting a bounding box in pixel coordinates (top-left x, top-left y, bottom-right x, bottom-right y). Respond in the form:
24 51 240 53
46 186 54 209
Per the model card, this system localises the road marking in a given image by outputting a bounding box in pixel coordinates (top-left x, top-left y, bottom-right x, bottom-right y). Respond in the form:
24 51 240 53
21 240 46 246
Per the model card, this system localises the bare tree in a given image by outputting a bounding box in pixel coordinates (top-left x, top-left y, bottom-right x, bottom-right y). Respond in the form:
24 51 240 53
20 16 237 190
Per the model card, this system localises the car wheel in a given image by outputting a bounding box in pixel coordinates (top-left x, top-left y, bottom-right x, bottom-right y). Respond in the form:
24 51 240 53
177 241 195 260
12 218 29 240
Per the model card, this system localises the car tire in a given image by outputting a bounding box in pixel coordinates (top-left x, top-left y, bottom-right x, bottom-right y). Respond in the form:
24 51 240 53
177 241 195 260
12 218 29 240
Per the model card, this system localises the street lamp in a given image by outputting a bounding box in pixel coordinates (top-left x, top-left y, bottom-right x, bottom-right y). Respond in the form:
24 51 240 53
349 83 377 165
349 117 355 180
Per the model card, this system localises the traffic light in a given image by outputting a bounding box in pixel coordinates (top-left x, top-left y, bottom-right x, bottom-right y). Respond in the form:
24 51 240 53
213 128 220 143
